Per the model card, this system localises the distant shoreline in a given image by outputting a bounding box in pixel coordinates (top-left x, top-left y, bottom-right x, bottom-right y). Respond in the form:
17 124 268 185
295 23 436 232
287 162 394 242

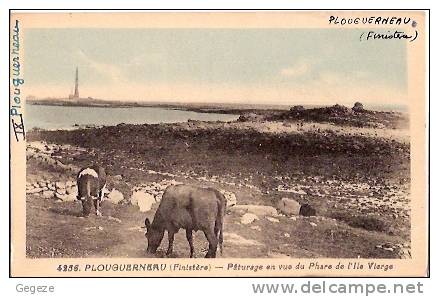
26 99 278 115
26 98 408 114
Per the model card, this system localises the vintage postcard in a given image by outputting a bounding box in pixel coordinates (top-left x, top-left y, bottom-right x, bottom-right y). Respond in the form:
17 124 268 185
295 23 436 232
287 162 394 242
10 10 428 277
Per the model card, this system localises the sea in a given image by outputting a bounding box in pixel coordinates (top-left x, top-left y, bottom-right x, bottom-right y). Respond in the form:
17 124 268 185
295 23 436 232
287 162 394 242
25 104 239 131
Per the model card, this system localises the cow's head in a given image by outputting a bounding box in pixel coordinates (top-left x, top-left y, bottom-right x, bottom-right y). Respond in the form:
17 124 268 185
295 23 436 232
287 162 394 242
144 218 165 254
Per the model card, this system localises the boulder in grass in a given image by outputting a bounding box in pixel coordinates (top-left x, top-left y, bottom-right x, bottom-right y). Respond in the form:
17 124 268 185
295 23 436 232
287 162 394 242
55 181 66 189
276 198 301 216
266 217 280 223
55 192 76 202
56 187 67 195
131 191 156 212
47 183 56 191
27 187 43 194
107 189 124 204
240 213 259 225
42 190 55 199
66 180 76 188
66 186 77 196
219 190 237 208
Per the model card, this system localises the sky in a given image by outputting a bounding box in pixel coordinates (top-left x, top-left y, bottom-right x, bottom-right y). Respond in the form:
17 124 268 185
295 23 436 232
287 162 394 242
24 28 408 106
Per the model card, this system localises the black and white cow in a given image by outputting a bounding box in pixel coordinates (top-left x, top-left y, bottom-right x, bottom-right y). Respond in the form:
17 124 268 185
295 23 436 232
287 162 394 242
76 166 107 217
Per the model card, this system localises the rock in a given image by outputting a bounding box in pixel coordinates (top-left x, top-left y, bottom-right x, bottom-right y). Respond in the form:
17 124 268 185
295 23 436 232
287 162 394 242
300 203 317 216
330 104 352 115
240 213 259 225
230 204 278 216
42 190 55 199
131 191 156 212
55 181 66 189
219 190 237 207
290 105 305 112
107 189 124 204
27 187 43 194
65 186 77 196
250 226 262 231
47 183 56 191
66 180 75 188
266 217 280 223
277 198 301 216
309 222 317 227
55 192 76 202
56 188 67 195
352 102 364 112
284 233 290 238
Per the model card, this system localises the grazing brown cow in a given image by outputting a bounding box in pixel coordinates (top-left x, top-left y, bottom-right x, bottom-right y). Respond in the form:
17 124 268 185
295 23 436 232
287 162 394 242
145 184 226 258
76 166 107 217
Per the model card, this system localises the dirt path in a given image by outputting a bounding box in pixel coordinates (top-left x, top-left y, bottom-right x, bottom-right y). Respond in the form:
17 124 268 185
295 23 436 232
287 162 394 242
26 188 407 259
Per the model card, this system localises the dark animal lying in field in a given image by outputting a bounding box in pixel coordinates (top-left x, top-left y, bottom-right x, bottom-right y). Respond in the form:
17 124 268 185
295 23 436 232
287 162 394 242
145 184 226 258
76 166 107 217
299 203 316 216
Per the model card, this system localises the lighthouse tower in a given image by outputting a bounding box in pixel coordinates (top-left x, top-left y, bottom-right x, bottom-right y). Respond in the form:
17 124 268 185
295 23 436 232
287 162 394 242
73 67 79 99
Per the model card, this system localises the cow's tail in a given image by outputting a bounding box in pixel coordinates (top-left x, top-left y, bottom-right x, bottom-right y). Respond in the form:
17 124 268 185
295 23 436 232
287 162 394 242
215 195 226 255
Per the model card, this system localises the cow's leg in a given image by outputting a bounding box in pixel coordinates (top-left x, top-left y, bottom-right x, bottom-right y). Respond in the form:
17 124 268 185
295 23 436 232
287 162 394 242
186 229 194 258
94 199 102 216
166 229 176 256
214 224 223 255
99 184 106 200
97 200 102 216
203 228 218 258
